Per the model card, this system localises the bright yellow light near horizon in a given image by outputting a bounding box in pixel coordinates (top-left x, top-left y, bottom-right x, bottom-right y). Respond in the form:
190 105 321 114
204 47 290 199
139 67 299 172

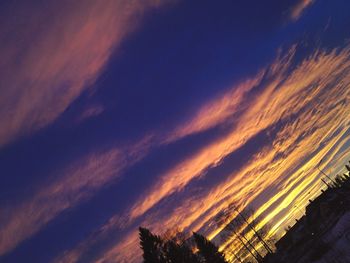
217 127 350 259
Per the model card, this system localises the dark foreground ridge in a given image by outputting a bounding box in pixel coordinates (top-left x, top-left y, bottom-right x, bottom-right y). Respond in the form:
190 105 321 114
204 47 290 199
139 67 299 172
263 165 350 263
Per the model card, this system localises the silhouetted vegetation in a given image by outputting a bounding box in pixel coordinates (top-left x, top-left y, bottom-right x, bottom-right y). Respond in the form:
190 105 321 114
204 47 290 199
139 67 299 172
216 205 276 262
193 232 227 263
139 161 350 263
262 161 350 263
329 171 350 189
139 227 167 263
139 227 228 263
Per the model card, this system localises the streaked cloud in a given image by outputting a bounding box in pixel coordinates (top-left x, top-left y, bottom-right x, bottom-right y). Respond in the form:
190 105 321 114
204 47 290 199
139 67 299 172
58 43 350 262
289 0 315 21
76 104 105 123
127 47 297 222
0 0 168 148
0 135 153 255
0 150 122 255
164 73 265 143
1 1 349 262
0 54 266 257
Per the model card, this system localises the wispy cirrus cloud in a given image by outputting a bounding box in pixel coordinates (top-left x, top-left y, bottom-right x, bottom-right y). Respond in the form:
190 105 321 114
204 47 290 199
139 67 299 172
164 73 265 143
0 37 264 258
0 149 124 255
0 133 155 255
55 43 350 262
289 0 315 21
2 21 350 260
0 0 169 148
126 47 298 222
76 104 105 123
2 2 349 263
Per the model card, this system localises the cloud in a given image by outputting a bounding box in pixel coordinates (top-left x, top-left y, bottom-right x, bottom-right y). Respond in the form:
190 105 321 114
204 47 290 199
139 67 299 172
59 43 350 262
126 47 297 222
164 73 265 143
3 34 350 261
0 52 266 257
0 0 168 148
76 104 105 123
0 150 123 255
0 134 153 256
289 0 315 21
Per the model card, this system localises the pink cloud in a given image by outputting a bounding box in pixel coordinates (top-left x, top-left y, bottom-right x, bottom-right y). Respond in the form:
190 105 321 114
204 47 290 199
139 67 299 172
289 0 315 21
0 135 151 255
0 0 169 148
3 15 350 260
77 104 105 123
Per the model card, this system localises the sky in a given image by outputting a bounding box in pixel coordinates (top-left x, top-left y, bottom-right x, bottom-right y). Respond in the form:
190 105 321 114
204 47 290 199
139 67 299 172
1 0 350 262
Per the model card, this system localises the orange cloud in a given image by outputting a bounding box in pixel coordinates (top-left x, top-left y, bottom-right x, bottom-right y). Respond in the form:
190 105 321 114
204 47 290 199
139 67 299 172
126 48 297 222
79 44 350 262
5 40 350 262
164 73 265 143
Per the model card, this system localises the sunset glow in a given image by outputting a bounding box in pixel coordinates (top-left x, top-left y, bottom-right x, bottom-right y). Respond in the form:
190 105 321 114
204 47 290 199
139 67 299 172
1 1 350 262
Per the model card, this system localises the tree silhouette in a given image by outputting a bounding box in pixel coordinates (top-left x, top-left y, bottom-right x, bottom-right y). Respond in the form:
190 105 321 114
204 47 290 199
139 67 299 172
193 232 227 263
165 240 201 263
139 227 166 263
139 227 202 263
215 205 276 262
330 172 350 188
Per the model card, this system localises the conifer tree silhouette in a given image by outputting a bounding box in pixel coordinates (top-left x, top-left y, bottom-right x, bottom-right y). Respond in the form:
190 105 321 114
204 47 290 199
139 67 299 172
193 232 227 263
139 227 166 263
165 240 201 263
139 227 202 263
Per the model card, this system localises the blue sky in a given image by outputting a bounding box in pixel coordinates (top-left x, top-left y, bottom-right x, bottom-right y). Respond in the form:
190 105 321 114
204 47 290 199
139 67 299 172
1 0 350 262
